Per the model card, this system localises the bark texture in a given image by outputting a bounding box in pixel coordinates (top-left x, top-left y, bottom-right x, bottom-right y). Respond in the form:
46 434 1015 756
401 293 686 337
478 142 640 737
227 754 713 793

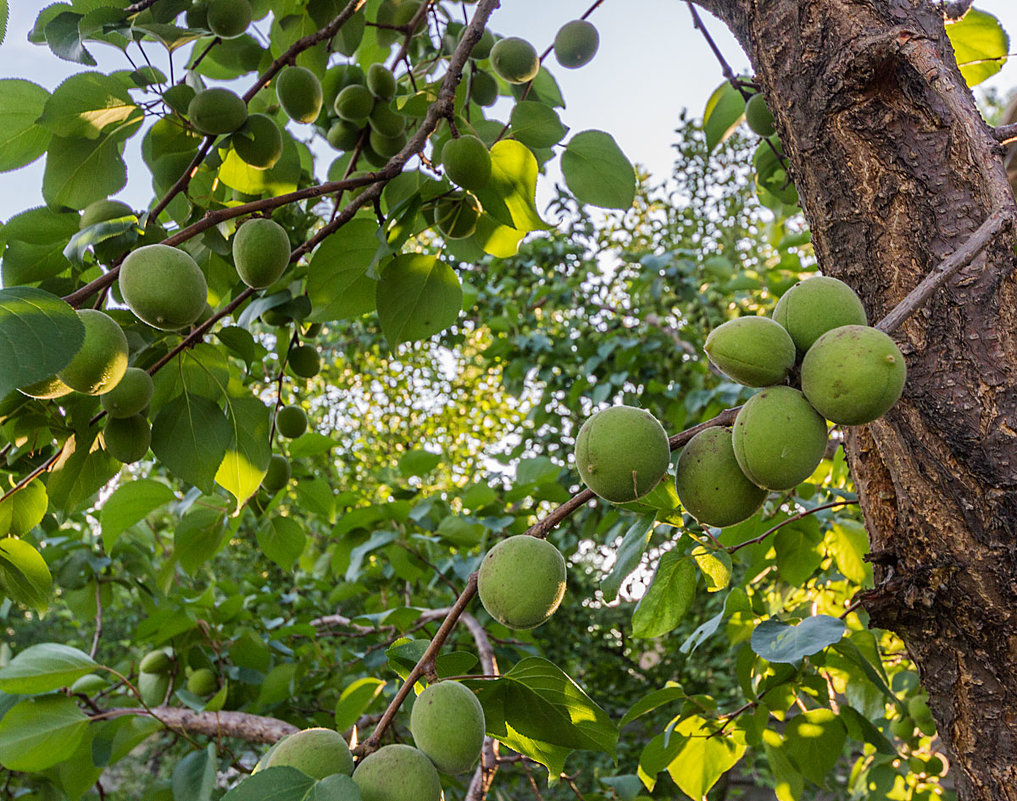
697 1 1017 798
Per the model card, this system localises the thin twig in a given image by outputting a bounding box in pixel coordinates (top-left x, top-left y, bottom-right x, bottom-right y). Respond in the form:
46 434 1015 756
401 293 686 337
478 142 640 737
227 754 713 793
727 499 857 554
90 581 103 659
994 122 1017 145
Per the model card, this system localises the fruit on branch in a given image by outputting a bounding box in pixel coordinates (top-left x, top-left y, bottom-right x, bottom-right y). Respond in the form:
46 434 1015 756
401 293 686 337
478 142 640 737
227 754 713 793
139 650 172 674
276 405 308 439
732 386 828 490
745 93 775 137
435 191 482 240
411 681 485 775
232 113 283 169
79 199 133 229
461 27 495 60
369 103 406 138
58 310 129 396
186 668 217 697
138 670 170 707
261 454 291 493
675 427 767 528
369 128 407 158
276 66 324 124
232 217 291 289
574 405 670 502
288 345 321 378
101 367 154 418
206 0 251 38
490 37 540 84
801 325 906 425
441 135 491 191
119 244 209 330
553 20 600 69
478 535 567 629
361 141 389 169
703 316 795 387
257 728 354 779
19 374 73 400
469 69 498 106
103 414 152 464
185 1 208 29
772 276 867 354
335 85 375 124
353 744 441 801
367 64 396 101
753 139 798 206
327 119 363 151
188 87 248 135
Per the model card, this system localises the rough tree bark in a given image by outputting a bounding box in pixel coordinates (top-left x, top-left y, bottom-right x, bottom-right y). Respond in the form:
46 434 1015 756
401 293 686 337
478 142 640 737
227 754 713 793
695 0 1017 798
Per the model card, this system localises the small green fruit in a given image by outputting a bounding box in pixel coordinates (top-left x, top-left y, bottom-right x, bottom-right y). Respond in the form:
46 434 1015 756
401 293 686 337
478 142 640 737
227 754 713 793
188 87 248 135
441 135 491 191
260 728 354 779
675 427 767 528
103 414 152 464
490 37 540 84
553 20 599 69
206 0 251 38
327 120 363 151
70 674 107 694
732 386 828 490
469 70 498 106
187 667 217 696
772 276 867 354
745 93 775 137
120 244 208 330
704 316 795 387
233 113 283 169
368 128 407 158
140 650 172 675
101 368 154 418
801 325 906 425
334 84 375 123
462 27 495 60
369 103 406 138
435 192 482 240
366 64 396 100
411 681 485 774
20 374 73 400
261 454 291 493
185 1 208 29
80 199 133 229
276 405 308 438
139 670 170 707
277 66 323 124
353 744 441 801
477 535 566 629
574 405 670 503
232 218 291 289
288 345 320 378
58 310 129 396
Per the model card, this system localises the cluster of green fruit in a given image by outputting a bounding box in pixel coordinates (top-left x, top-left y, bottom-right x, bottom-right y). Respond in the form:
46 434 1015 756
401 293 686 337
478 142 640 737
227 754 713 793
136 647 219 706
325 63 410 168
186 0 252 39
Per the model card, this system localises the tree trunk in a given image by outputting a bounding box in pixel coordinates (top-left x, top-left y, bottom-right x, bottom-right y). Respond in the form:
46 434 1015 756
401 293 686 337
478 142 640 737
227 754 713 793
695 1 1017 798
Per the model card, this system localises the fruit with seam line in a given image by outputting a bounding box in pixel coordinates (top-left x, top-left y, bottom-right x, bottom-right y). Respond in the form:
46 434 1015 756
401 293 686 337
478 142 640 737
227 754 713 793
276 66 323 124
574 405 670 502
188 87 248 135
232 218 291 289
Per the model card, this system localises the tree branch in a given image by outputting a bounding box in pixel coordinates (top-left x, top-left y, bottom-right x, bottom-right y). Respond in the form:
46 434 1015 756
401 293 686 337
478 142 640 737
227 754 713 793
92 707 299 743
993 122 1017 145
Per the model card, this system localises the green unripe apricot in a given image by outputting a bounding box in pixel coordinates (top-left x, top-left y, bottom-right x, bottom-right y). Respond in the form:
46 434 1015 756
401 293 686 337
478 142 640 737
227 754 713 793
20 374 73 400
745 93 775 137
461 27 495 60
139 670 170 706
187 667 217 696
367 64 396 100
277 66 323 124
411 681 485 775
477 535 566 629
704 316 795 387
188 87 248 135
101 368 154 418
675 427 767 528
288 345 320 378
732 386 828 491
772 276 867 354
469 70 498 106
80 199 133 229
327 120 363 151
435 192 481 240
260 728 354 779
553 20 599 69
185 1 208 29
232 218 291 289
120 244 208 330
276 405 308 438
140 650 172 675
490 37 540 84
206 0 251 38
58 310 129 396
801 325 906 425
441 135 491 191
574 405 670 503
233 113 283 169
103 414 151 464
353 744 441 801
369 103 406 138
368 128 406 158
70 674 108 694
261 454 291 493
334 84 374 123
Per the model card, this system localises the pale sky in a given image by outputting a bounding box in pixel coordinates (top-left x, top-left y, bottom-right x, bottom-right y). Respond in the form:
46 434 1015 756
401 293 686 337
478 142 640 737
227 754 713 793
1 1 1016 220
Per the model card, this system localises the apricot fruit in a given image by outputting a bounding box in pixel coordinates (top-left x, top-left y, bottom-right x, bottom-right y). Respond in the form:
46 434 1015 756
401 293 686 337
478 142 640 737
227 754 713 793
435 191 481 240
19 375 73 400
139 650 171 674
411 681 485 775
490 37 540 84
745 93 775 137
101 367 154 418
276 405 308 438
574 405 670 502
772 276 868 354
119 244 208 330
732 386 828 490
353 744 441 801
58 310 129 396
441 135 491 191
232 218 291 289
469 70 498 106
139 670 170 706
288 345 320 378
477 535 566 629
277 66 323 124
800 325 906 425
675 427 767 528
206 0 251 38
188 87 248 135
704 316 795 387
369 128 406 158
261 454 291 493
186 668 217 696
233 113 283 169
334 84 375 123
367 64 396 100
103 414 151 464
261 728 354 779
327 120 362 151
369 103 406 138
553 20 599 69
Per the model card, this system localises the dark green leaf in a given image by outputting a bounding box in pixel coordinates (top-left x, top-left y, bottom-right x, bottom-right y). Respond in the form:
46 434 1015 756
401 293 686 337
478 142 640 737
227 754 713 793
783 709 847 786
509 101 569 148
631 551 696 639
398 449 441 477
100 479 176 553
44 11 96 65
619 684 684 729
0 695 88 771
561 130 635 210
0 80 51 172
751 616 846 664
376 254 462 346
0 643 96 694
151 394 231 494
220 767 316 800
257 517 306 571
0 288 84 396
0 539 51 613
173 744 216 801
0 207 80 285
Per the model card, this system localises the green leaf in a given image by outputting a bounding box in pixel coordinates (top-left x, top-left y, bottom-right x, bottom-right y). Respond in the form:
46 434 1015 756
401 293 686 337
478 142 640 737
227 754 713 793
631 551 696 639
151 393 232 494
42 130 131 211
0 288 84 396
783 708 847 786
0 480 47 537
561 130 636 210
665 715 747 799
218 134 301 197
44 11 96 65
257 516 306 571
692 546 732 592
334 677 386 731
509 101 569 148
774 517 823 586
750 616 846 663
173 744 216 801
376 254 462 346
398 449 441 477
0 207 80 285
619 684 685 729
307 218 379 322
474 139 549 233
38 72 143 140
99 478 176 552
827 520 870 585
175 500 229 575
601 514 655 603
838 705 896 756
703 81 746 152
0 538 51 613
216 395 272 513
763 732 804 801
220 767 316 800
46 431 120 516
946 9 1009 86
0 695 88 771
0 643 96 694
0 80 51 172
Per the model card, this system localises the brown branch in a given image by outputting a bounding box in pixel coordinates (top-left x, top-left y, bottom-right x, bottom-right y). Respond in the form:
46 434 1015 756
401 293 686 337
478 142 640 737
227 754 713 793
124 0 158 14
91 707 299 743
940 0 974 20
726 499 857 554
993 122 1017 145
685 0 753 100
